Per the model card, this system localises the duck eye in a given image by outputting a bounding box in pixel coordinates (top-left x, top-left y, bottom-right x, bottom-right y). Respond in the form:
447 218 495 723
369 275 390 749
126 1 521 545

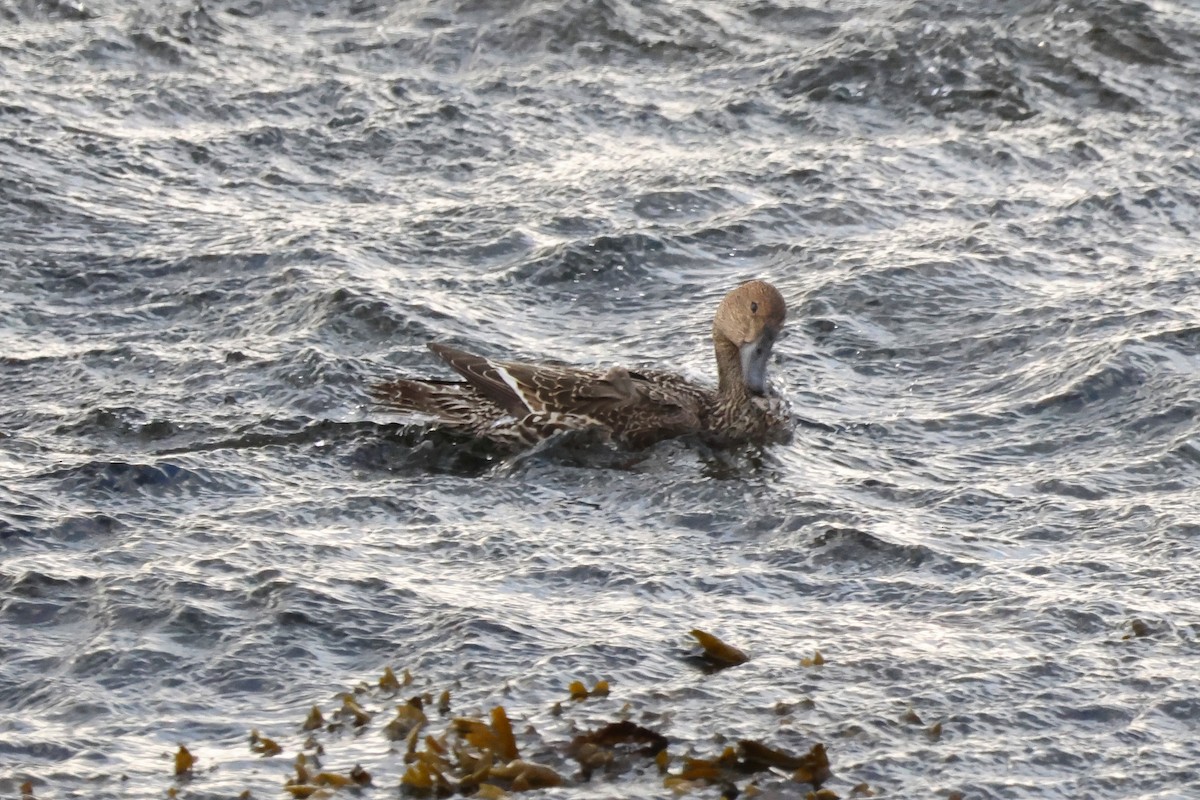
750 301 759 314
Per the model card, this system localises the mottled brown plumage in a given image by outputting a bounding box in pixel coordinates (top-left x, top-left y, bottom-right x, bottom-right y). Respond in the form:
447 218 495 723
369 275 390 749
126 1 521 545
371 280 790 449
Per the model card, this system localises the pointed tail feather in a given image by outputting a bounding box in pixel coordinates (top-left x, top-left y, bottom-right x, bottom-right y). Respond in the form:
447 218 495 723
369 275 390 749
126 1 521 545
370 378 488 427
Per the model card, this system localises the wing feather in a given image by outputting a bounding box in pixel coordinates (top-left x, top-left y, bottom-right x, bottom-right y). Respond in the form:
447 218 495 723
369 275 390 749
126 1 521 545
427 343 535 416
429 343 645 417
425 343 705 445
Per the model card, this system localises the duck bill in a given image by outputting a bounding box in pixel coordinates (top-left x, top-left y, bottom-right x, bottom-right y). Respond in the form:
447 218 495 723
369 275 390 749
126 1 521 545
739 332 776 395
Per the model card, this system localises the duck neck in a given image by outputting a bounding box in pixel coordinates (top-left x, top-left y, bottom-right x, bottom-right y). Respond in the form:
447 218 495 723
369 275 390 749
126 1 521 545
714 333 749 402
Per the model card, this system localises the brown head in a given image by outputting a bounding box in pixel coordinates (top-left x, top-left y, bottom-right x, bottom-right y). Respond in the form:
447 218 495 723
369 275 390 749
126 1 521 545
712 280 786 396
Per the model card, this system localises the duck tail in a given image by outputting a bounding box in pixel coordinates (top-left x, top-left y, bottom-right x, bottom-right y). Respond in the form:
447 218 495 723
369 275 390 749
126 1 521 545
370 378 484 427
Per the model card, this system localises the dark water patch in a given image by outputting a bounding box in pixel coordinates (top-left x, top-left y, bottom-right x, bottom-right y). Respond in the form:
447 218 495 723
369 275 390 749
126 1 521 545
315 284 442 342
21 252 278 315
44 459 231 497
1168 438 1200 469
674 220 758 252
498 232 669 288
742 1 838 36
3 0 96 22
1122 398 1199 439
1021 353 1151 418
341 423 510 476
466 0 735 65
1146 323 1200 356
918 486 1023 526
412 228 537 273
515 561 634 589
805 290 1037 397
1 598 81 626
1083 5 1182 66
773 20 1036 122
243 578 421 656
90 646 199 690
169 0 231 47
53 406 209 447
1033 477 1109 502
0 738 79 762
44 699 116 726
0 498 57 541
497 428 658 474
126 29 187 66
632 186 740 223
807 527 947 575
1155 697 1200 722
168 416 370 458
1 569 96 598
1015 45 1141 115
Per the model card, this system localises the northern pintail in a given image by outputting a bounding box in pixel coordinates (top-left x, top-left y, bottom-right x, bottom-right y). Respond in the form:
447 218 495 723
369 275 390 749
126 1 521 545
372 280 790 449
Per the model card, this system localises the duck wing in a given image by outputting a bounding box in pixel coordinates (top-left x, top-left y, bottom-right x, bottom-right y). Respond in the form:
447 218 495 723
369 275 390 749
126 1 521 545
428 343 673 419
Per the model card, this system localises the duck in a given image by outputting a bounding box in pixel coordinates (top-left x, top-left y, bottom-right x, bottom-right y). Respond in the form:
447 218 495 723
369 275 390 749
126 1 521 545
371 280 791 450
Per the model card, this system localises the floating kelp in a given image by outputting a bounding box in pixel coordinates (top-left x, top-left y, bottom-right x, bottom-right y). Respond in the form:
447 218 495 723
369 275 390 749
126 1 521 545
380 666 403 693
337 694 373 728
567 679 611 701
173 663 845 798
570 721 668 758
739 739 813 771
313 766 371 788
302 705 325 732
293 753 311 785
490 706 519 762
284 755 370 796
250 729 283 757
800 650 825 667
688 629 750 669
570 741 614 777
453 715 505 755
676 746 739 782
396 706 567 795
1124 618 1154 639
384 698 428 742
901 707 945 741
400 750 452 796
567 720 669 781
173 745 194 777
663 740 831 793
488 759 564 791
380 666 413 693
790 744 832 788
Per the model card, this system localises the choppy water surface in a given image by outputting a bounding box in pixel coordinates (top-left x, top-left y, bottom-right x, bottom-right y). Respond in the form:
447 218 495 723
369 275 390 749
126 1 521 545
3 0 1200 797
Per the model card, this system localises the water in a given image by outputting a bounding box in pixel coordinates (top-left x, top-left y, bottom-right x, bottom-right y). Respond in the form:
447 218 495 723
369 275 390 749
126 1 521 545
2 0 1200 797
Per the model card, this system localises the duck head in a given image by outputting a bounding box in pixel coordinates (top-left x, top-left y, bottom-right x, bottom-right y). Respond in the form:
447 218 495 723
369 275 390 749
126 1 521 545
712 280 786 397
